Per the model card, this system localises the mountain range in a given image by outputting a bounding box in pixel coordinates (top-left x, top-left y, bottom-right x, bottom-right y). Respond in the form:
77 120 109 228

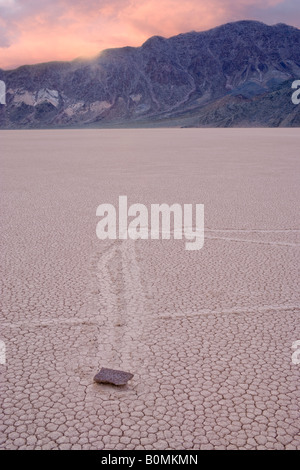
0 20 300 128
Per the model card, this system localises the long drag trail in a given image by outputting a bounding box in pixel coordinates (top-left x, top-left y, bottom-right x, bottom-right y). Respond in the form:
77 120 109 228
0 129 299 450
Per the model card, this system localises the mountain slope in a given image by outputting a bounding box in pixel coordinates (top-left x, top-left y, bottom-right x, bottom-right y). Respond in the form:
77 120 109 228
0 20 299 128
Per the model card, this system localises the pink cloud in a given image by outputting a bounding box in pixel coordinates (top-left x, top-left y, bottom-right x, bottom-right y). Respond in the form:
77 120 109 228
0 0 299 70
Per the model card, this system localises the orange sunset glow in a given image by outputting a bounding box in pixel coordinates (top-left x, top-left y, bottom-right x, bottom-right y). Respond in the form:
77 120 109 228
0 0 299 70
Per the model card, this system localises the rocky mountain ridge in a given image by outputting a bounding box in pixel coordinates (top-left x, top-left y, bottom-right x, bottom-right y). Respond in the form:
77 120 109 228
0 20 299 128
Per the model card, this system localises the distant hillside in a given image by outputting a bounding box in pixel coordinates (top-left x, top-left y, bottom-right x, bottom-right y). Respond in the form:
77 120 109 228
0 20 300 128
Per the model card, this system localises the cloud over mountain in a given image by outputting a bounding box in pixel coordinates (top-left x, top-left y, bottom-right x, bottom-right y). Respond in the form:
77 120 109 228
0 0 300 69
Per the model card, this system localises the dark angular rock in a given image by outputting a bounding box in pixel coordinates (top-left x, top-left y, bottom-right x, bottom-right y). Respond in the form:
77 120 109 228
94 367 134 386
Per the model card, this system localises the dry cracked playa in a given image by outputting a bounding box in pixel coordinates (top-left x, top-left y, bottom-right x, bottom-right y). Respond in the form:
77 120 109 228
0 128 299 450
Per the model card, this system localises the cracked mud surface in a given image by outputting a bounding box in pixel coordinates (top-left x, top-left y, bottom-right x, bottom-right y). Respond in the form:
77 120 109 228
0 129 299 450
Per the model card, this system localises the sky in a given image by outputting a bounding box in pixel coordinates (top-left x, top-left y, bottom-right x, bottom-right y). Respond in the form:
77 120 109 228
0 0 300 70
